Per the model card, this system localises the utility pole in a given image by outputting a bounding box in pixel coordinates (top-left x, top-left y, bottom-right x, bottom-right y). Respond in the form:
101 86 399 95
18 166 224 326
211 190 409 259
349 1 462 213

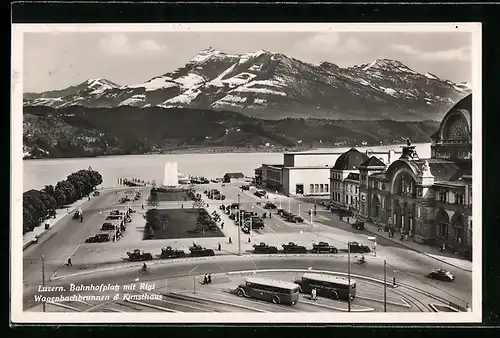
41 255 46 312
288 198 291 213
347 243 351 312
193 275 196 294
237 193 241 255
310 210 313 224
384 259 387 312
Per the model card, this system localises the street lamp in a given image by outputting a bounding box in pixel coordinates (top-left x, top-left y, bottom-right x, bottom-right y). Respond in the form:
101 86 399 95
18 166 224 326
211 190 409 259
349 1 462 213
237 193 241 255
298 203 301 216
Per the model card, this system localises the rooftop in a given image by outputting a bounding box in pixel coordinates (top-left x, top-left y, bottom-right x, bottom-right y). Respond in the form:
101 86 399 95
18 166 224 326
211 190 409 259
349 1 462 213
333 148 370 170
359 156 386 168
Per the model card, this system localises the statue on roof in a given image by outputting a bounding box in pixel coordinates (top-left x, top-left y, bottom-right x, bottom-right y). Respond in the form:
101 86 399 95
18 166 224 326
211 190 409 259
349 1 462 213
401 137 412 147
422 160 430 172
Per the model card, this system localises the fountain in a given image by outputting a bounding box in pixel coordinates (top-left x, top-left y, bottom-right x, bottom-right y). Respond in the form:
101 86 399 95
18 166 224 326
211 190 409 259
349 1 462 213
163 161 179 187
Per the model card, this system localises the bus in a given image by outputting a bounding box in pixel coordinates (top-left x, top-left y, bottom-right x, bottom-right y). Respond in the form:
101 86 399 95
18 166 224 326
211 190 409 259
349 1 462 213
235 277 300 305
294 273 356 301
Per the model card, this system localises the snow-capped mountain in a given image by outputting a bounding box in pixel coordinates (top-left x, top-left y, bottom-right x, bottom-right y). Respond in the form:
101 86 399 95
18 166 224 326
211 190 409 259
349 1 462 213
23 48 471 121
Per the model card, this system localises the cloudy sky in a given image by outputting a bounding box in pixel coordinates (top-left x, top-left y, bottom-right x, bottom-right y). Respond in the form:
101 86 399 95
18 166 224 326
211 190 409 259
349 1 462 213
23 31 472 93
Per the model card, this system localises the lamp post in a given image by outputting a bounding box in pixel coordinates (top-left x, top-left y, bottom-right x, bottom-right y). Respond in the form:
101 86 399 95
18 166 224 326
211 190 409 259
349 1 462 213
237 193 241 255
298 203 301 216
347 242 351 312
41 255 46 312
310 209 313 224
384 259 387 312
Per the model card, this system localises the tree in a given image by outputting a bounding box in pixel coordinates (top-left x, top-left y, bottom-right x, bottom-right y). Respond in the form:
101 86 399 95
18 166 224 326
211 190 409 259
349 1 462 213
23 207 35 234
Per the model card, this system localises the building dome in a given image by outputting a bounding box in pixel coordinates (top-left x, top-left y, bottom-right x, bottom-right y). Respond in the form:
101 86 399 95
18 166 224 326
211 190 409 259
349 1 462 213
333 148 369 170
431 94 472 143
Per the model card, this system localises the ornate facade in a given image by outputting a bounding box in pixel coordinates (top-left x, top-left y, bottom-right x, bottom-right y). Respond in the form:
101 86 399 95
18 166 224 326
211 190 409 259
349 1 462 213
357 94 473 258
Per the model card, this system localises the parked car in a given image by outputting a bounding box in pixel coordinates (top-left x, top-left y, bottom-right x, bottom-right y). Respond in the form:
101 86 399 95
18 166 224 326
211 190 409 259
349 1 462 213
282 242 308 254
352 221 365 230
264 202 277 209
85 233 110 243
127 249 153 261
101 222 116 231
240 185 250 191
160 246 186 259
189 244 215 257
253 242 278 254
93 191 100 196
427 269 455 282
311 242 338 254
348 241 371 253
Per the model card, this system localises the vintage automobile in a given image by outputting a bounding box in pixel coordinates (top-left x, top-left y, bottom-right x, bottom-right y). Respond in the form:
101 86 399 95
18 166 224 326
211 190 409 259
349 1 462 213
282 242 308 254
254 190 266 198
160 246 186 259
219 205 226 210
243 217 265 230
253 242 278 254
285 215 304 223
189 244 215 257
264 202 277 209
72 209 82 219
230 203 240 209
85 233 110 243
311 242 338 254
240 185 250 191
351 221 365 230
106 215 123 220
348 241 371 253
101 222 116 231
109 210 123 216
127 249 153 261
93 191 100 196
427 269 455 282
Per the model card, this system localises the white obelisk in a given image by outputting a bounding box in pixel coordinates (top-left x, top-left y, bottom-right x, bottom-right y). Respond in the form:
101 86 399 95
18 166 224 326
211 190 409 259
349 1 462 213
163 161 179 187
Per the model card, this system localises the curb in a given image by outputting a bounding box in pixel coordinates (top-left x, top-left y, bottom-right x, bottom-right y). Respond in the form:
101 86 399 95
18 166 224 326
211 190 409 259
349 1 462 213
22 193 103 251
363 228 472 273
50 253 350 281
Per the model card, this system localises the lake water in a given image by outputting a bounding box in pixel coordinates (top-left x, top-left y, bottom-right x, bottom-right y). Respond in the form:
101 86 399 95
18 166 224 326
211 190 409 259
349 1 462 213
22 143 431 192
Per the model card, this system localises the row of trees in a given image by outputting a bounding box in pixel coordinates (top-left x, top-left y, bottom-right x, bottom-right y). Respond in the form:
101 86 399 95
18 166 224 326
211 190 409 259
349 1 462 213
23 169 103 234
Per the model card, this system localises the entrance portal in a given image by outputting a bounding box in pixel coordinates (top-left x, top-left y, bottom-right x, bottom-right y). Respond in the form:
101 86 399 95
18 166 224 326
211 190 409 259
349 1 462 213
296 184 304 195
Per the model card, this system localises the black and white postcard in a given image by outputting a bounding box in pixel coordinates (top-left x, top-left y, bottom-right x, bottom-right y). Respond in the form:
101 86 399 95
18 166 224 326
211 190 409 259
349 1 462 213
11 22 482 324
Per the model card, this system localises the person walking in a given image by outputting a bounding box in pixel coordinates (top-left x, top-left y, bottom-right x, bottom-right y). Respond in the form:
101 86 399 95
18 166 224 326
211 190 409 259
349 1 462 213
67 258 72 266
229 237 232 244
203 274 208 285
311 288 317 301
221 222 224 229
377 225 381 232
218 243 221 251
208 273 212 284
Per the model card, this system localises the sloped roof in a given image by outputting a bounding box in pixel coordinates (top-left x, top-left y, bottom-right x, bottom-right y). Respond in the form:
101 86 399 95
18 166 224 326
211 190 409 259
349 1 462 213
224 172 245 178
359 156 386 168
333 148 369 170
411 159 469 182
346 173 360 181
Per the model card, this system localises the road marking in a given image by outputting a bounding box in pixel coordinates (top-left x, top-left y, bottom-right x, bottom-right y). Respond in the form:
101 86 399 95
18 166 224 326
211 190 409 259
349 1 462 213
300 299 374 312
170 291 265 312
49 243 82 281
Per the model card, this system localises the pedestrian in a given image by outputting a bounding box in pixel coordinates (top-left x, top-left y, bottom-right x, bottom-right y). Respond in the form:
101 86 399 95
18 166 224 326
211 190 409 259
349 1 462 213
229 237 232 244
269 212 272 218
400 234 404 241
218 243 221 251
181 204 184 209
311 288 317 301
405 234 408 241
208 273 212 284
347 217 350 223
221 222 224 229
377 225 381 232
248 237 251 243
314 204 317 211
203 274 208 285
67 258 72 266
142 204 144 210
313 210 317 216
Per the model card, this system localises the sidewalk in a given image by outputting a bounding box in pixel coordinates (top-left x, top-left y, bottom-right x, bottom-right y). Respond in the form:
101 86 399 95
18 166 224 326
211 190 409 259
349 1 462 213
23 197 90 249
362 221 472 272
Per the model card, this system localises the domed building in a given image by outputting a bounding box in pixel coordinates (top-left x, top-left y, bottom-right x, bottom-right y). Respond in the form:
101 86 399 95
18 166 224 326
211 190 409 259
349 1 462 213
357 94 472 258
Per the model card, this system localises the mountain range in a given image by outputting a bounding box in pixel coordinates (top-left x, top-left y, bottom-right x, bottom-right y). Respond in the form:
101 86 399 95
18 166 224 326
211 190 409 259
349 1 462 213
24 47 471 121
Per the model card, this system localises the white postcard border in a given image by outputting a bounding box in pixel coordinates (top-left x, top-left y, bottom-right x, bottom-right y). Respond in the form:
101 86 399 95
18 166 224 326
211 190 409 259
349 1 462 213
11 22 482 324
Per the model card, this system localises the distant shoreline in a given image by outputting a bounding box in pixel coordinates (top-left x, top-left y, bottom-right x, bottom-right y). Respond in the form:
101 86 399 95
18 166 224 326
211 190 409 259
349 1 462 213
23 142 430 160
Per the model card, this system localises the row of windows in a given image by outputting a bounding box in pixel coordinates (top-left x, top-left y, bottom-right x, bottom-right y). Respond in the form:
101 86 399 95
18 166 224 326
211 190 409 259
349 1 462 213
332 193 358 205
245 282 297 294
332 182 359 194
371 181 386 190
309 183 329 193
438 190 467 205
